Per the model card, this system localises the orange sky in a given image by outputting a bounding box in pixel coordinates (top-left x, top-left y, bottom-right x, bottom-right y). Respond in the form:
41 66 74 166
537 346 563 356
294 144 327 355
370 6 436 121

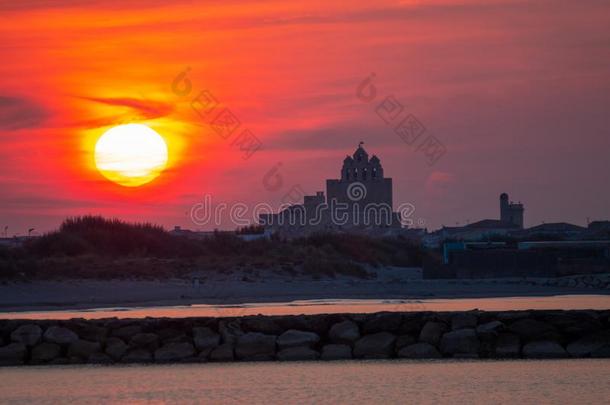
1 0 609 234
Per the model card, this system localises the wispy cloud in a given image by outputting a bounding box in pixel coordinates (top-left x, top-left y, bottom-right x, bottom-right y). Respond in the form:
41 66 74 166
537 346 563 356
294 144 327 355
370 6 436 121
0 96 48 131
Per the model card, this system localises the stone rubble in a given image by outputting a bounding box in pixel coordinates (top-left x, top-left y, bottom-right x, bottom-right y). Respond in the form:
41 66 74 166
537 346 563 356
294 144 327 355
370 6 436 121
0 309 608 366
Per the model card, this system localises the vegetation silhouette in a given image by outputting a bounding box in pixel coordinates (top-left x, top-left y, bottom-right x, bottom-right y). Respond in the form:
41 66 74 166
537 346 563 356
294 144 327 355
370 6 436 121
0 216 425 280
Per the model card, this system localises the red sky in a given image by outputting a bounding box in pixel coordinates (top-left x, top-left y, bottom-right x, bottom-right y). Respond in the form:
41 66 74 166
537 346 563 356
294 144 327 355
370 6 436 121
1 0 609 235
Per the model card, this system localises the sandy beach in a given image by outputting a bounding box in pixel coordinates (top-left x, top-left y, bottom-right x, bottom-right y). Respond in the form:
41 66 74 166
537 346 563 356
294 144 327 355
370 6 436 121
1 267 608 314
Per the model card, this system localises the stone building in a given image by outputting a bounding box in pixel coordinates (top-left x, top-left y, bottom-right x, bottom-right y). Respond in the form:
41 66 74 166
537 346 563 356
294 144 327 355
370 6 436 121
500 192 524 229
422 192 525 247
259 143 402 237
326 142 393 210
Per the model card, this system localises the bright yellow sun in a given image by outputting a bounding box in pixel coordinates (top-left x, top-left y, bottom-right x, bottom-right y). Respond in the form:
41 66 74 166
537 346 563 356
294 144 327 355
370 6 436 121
94 124 168 187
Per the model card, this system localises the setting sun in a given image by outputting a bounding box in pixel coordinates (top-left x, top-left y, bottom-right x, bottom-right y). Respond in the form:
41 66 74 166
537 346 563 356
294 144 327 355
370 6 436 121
94 124 168 187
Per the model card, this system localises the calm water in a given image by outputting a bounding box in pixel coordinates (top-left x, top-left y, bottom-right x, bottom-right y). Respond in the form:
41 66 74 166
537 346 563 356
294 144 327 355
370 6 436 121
0 360 609 404
3 295 610 320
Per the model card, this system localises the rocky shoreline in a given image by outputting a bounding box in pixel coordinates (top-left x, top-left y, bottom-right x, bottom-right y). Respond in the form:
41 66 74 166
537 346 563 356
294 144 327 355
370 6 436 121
1 310 610 366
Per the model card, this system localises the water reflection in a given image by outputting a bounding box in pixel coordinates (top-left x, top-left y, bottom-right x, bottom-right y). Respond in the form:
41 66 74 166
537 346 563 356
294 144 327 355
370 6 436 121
2 294 609 320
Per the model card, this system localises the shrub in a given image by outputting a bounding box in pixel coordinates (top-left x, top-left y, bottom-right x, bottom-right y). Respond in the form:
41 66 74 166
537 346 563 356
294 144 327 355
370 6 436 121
8 216 427 280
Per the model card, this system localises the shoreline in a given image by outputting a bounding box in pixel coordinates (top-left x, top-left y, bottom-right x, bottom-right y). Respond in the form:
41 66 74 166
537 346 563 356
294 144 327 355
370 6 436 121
1 275 609 314
0 279 610 318
2 295 610 321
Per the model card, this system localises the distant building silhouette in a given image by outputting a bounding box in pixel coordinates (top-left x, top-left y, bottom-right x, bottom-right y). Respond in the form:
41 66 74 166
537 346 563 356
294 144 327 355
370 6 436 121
500 193 524 229
422 192 525 247
260 143 402 237
326 142 394 210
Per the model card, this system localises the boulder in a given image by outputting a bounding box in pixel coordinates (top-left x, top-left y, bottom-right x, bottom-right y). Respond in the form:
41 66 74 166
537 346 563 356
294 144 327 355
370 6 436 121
329 320 360 345
72 323 108 343
129 333 160 351
163 334 190 345
197 351 210 362
320 344 352 360
31 343 61 363
111 325 142 341
209 343 234 362
451 313 478 330
419 321 447 346
440 329 479 355
105 337 128 361
242 354 275 362
275 314 335 336
68 340 101 359
69 356 84 364
193 327 220 352
566 331 610 357
235 333 276 359
395 335 416 350
398 315 424 335
157 328 187 344
49 357 70 365
508 319 559 342
89 353 113 364
495 333 520 358
453 353 479 359
543 312 602 337
277 347 319 361
122 348 153 363
397 343 442 359
242 317 283 335
497 311 531 322
353 332 396 359
10 324 42 346
476 321 505 338
0 343 27 366
591 345 610 358
44 326 79 345
561 319 604 338
522 341 568 358
277 330 320 350
219 320 244 345
363 313 402 334
155 342 196 362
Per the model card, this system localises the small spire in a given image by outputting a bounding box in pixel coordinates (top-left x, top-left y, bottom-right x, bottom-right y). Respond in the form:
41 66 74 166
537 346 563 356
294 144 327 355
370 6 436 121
359 141 364 148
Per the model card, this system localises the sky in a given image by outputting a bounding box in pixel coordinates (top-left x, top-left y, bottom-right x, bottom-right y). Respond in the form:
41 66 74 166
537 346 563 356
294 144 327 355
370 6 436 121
0 0 609 235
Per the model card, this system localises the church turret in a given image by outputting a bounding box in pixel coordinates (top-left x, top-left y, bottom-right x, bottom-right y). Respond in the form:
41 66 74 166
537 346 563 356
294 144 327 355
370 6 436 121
340 143 387 182
369 155 383 179
327 142 396 225
342 156 354 180
353 141 369 163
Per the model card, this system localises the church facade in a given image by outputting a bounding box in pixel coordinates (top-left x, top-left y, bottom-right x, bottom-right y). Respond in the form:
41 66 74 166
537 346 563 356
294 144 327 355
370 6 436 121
259 143 403 237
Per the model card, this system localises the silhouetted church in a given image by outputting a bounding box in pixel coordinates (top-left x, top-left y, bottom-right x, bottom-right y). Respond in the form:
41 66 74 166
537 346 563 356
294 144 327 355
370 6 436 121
260 143 402 236
326 142 394 209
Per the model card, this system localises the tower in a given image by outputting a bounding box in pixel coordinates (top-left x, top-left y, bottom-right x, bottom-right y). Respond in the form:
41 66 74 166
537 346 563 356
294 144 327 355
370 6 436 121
340 142 384 182
326 143 398 227
500 193 509 223
500 192 524 229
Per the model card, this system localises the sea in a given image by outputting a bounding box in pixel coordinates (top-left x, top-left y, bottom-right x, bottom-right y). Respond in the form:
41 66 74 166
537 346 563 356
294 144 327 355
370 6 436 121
0 359 609 404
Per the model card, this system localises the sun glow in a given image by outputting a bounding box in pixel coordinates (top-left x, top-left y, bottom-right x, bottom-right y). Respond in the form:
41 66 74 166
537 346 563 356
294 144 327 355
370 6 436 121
94 124 168 187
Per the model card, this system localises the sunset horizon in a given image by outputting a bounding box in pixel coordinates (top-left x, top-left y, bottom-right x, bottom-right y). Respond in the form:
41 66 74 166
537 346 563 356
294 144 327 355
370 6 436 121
1 1 609 403
2 0 609 235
